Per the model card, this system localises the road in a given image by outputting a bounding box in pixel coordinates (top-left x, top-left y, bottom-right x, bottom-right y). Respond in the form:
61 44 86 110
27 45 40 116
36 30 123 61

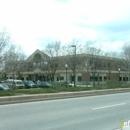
0 92 130 130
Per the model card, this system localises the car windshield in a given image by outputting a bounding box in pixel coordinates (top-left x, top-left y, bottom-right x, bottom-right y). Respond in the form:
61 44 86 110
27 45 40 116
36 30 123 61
16 81 23 84
28 81 34 84
0 84 9 89
46 82 50 85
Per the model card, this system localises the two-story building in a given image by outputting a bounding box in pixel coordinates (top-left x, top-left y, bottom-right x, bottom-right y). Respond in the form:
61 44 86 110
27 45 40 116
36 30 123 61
5 49 129 85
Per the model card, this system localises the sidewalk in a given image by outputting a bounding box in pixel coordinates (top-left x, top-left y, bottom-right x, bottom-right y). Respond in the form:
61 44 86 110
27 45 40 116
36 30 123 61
0 88 130 105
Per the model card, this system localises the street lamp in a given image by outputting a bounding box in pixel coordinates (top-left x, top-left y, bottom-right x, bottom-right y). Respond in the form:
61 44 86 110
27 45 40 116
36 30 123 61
65 64 68 88
86 63 88 87
44 61 48 81
118 68 121 81
71 45 76 87
28 62 30 81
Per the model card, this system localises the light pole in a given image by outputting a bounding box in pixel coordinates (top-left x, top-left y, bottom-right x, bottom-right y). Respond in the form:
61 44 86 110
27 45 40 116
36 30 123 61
44 61 48 81
118 68 121 82
71 45 76 87
108 63 110 80
86 63 88 87
28 62 30 81
65 64 68 88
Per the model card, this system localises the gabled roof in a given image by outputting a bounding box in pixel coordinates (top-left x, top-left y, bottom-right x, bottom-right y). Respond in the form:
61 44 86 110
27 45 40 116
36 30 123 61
26 49 49 62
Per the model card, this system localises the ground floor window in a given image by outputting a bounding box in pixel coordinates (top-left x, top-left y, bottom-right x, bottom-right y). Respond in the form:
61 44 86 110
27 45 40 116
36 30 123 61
119 77 122 81
71 76 74 81
78 76 82 82
123 77 127 81
60 76 64 81
90 76 93 81
99 76 102 81
90 76 98 81
104 76 106 81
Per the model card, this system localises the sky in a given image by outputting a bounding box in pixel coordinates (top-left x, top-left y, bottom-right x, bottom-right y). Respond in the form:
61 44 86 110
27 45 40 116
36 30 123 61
0 0 130 56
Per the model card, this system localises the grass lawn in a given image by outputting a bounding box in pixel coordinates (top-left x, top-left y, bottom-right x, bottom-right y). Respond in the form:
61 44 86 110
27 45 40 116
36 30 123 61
0 83 130 96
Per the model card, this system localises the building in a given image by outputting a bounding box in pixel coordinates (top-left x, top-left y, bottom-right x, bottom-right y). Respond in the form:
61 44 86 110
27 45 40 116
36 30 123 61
6 49 130 85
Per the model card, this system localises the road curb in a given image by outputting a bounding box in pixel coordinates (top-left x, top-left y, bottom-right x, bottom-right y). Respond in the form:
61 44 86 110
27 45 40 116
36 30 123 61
0 88 130 105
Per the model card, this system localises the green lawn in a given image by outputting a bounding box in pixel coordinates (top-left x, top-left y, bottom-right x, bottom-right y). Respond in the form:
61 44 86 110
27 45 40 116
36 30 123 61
0 83 130 96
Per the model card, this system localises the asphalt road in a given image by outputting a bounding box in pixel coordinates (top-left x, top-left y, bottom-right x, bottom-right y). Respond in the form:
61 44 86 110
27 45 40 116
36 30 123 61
0 92 130 130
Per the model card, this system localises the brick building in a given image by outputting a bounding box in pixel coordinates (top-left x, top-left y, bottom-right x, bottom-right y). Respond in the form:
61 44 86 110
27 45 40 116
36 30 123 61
6 49 129 85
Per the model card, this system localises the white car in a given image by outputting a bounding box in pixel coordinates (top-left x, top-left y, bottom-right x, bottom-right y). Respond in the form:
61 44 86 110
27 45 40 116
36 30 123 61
4 79 25 89
68 83 74 87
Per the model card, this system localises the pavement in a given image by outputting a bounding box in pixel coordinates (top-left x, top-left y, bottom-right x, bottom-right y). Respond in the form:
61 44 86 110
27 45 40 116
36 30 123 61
0 87 130 105
1 91 130 130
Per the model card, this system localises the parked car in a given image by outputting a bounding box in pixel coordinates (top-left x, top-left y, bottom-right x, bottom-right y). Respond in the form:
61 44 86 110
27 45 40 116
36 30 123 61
0 81 3 83
68 82 74 87
23 80 37 88
0 83 12 90
37 81 52 88
3 79 25 89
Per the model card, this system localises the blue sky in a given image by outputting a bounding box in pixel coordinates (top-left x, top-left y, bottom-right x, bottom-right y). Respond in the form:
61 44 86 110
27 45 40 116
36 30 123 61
0 0 130 55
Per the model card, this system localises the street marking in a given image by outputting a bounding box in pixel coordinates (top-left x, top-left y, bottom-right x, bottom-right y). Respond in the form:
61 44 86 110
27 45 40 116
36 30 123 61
92 103 126 110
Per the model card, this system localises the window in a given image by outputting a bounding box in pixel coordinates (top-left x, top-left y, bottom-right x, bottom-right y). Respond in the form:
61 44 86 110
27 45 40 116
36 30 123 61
95 76 98 81
71 76 74 81
104 63 106 67
60 76 64 81
24 65 26 68
90 76 98 81
33 53 42 62
33 63 36 67
78 76 82 82
100 76 102 81
104 76 106 81
90 76 93 81
57 77 59 81
30 65 33 68
38 63 41 67
98 63 102 67
108 63 110 67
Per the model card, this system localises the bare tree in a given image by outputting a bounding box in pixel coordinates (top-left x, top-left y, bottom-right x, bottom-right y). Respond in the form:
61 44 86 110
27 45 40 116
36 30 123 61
82 41 103 87
0 28 11 53
4 44 26 80
120 42 130 81
43 41 63 82
0 28 15 79
62 41 83 87
104 51 120 80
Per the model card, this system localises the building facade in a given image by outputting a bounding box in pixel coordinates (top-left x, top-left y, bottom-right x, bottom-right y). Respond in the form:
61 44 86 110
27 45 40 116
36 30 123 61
6 49 130 85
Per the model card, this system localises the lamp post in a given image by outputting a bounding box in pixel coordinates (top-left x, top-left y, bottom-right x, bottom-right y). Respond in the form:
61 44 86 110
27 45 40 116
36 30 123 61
65 64 68 88
86 63 88 87
44 61 48 81
28 62 30 81
118 68 121 82
71 45 76 87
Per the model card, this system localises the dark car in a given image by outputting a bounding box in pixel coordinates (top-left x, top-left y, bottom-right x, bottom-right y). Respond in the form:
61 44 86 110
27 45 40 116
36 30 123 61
37 81 52 88
23 80 37 89
0 83 12 90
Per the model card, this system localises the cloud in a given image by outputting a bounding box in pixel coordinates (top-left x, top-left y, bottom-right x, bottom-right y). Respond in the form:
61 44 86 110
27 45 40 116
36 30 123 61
0 0 130 55
54 0 70 2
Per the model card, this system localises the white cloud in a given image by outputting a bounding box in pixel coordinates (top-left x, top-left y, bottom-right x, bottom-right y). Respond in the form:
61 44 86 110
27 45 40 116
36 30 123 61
0 0 130 55
101 41 124 53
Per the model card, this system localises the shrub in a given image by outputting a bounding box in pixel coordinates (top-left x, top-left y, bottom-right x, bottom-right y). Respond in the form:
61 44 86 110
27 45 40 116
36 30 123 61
106 80 121 88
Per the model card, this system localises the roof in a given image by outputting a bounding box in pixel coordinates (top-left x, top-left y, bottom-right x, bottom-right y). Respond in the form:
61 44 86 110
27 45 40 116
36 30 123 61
26 49 49 62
